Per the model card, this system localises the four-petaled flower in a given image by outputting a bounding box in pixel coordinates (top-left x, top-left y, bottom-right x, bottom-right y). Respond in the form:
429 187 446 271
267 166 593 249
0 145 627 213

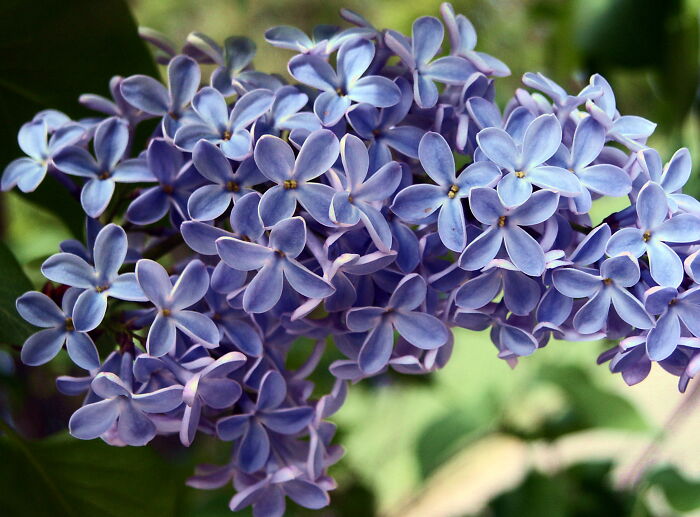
552 254 653 334
216 217 335 313
69 367 183 446
41 224 146 331
289 38 401 126
16 288 100 370
121 55 201 138
392 131 501 251
643 286 700 361
606 181 700 287
330 134 402 252
459 188 559 276
188 139 266 221
385 16 474 108
1 118 84 193
346 273 449 374
174 86 274 160
136 258 220 356
477 113 581 207
53 117 155 217
254 129 339 227
217 370 314 472
554 116 631 214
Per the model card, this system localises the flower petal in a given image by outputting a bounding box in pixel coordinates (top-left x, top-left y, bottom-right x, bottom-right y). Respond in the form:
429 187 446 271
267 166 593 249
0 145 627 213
503 226 545 276
69 399 120 440
243 261 284 313
21 328 66 366
147 313 177 357
521 114 561 170
358 318 394 374
459 227 503 271
72 289 108 332
394 311 448 349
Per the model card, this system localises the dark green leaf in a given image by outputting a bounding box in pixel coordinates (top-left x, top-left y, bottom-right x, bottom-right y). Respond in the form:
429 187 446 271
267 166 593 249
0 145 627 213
575 0 681 69
538 365 648 436
0 430 182 517
0 240 33 346
648 466 700 512
0 0 158 236
486 461 646 517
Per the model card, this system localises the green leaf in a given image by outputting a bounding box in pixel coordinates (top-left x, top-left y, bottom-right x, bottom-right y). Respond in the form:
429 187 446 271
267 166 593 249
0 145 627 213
575 0 682 69
488 461 645 517
0 0 158 236
539 365 648 435
415 409 482 479
648 466 700 512
0 430 182 517
0 240 33 346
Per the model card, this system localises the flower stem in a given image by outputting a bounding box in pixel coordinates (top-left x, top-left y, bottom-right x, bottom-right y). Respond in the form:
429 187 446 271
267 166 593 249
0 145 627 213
617 378 700 489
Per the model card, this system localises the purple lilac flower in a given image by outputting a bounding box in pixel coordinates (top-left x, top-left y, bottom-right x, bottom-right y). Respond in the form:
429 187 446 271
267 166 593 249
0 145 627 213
392 131 500 251
459 187 559 276
253 85 321 138
476 113 581 207
41 224 145 331
553 254 654 334
385 16 474 108
643 286 700 360
329 134 401 252
188 139 266 220
135 258 220 356
217 370 314 472
606 181 700 287
174 86 273 159
216 217 335 313
586 74 657 150
208 36 283 95
636 147 700 213
1 118 84 192
552 116 631 214
53 117 154 217
346 273 449 374
16 288 99 370
126 138 203 225
254 129 339 226
345 77 424 167
121 55 201 138
288 38 401 126
69 362 183 446
440 2 510 77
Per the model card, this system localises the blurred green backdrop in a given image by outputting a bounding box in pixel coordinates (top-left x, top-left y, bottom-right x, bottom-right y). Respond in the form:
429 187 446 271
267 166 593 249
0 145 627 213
3 0 700 516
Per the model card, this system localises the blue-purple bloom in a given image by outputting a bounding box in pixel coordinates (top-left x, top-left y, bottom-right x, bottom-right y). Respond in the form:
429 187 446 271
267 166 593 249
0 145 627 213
289 38 400 125
392 131 500 251
7 4 700 515
16 288 99 370
53 117 154 217
41 224 146 331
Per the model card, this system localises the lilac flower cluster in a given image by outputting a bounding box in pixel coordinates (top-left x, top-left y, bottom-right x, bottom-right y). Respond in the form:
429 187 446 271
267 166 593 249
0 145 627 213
5 3 700 514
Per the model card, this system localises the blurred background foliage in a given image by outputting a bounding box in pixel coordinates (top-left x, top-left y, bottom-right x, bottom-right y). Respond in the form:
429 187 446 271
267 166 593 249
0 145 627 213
3 0 700 515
